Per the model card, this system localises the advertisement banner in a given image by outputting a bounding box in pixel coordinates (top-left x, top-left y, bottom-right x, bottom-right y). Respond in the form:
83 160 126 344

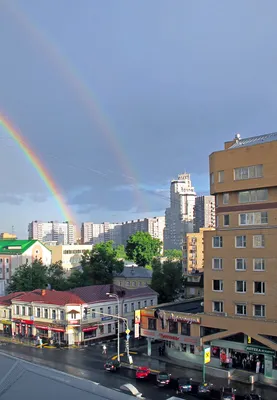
134 310 141 338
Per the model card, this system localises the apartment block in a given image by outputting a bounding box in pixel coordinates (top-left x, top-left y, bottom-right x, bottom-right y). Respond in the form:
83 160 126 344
28 221 76 245
121 217 165 245
194 195 215 232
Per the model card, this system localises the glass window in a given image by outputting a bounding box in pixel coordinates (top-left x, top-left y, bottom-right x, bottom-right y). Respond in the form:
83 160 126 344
37 308 41 318
108 324 112 333
70 312 76 319
213 280 223 291
253 235 265 248
253 258 265 271
99 325 104 334
16 306 19 315
253 304 265 317
236 280 246 293
213 301 224 313
115 305 118 314
22 306 25 316
236 235 246 248
91 309 96 318
181 323 191 336
212 258 223 270
144 300 147 307
223 215 230 226
236 304 247 316
216 215 219 228
254 281 265 294
44 309 48 319
223 193 229 204
124 304 128 313
238 189 268 203
148 318 156 330
138 301 141 309
234 165 263 180
218 171 224 183
52 310 56 319
100 308 103 315
235 258 246 271
239 212 268 226
150 300 153 306
28 307 32 316
213 236 223 248
107 306 111 314
131 303 134 311
168 320 178 334
60 311 64 320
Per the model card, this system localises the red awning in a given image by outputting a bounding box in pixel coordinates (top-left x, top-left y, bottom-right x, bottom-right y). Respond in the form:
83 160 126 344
35 325 49 330
82 326 97 332
51 328 65 333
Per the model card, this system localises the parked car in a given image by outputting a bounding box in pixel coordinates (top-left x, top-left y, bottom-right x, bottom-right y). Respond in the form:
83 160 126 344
136 366 151 380
156 371 171 387
244 394 261 400
104 359 120 372
197 382 214 395
220 387 236 400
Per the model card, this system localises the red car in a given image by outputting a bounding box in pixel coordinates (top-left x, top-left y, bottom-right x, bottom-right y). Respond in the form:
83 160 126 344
136 366 151 379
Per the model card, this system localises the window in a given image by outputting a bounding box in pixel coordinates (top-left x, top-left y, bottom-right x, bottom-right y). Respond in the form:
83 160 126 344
212 258 223 270
253 235 265 248
216 215 219 228
37 308 41 318
107 306 111 314
236 304 247 316
218 170 224 183
144 300 147 307
44 309 48 319
99 325 104 334
70 312 77 319
100 308 103 315
254 282 265 294
124 304 128 313
239 212 268 226
91 309 96 318
213 280 223 291
253 304 265 317
148 318 156 330
138 301 141 309
223 193 229 204
235 258 247 271
6 267 9 274
126 281 130 286
238 189 268 203
52 310 56 319
213 301 224 313
213 236 223 248
210 173 214 184
168 320 178 334
28 307 32 317
16 306 19 315
181 323 191 336
234 165 263 180
108 324 112 333
223 215 230 226
115 305 118 315
236 280 246 293
22 306 25 316
131 303 134 311
150 299 153 306
5 259 8 264
253 258 265 271
236 235 246 248
60 311 64 320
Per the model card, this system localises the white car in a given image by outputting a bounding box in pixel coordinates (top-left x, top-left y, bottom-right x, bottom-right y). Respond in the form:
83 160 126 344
120 383 146 399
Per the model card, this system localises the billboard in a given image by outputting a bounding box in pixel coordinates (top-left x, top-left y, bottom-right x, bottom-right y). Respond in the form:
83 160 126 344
134 310 141 338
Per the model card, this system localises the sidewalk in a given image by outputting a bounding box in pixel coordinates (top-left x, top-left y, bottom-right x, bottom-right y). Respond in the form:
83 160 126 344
0 335 56 349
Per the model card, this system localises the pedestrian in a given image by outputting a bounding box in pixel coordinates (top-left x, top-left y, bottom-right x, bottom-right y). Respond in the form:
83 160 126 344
102 344 107 355
242 358 246 369
158 346 162 356
256 360 261 374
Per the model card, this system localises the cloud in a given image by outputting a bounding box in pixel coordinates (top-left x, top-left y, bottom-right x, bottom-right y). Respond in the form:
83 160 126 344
0 194 24 205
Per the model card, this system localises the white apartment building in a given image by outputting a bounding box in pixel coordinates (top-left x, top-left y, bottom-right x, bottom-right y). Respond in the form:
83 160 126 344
81 222 122 246
28 221 76 245
164 173 196 250
194 195 215 233
121 217 165 245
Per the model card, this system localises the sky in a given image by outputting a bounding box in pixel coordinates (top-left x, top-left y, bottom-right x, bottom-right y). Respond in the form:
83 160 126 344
1 0 277 239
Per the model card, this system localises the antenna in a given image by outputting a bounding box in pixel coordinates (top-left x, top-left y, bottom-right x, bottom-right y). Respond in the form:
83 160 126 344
235 133 241 140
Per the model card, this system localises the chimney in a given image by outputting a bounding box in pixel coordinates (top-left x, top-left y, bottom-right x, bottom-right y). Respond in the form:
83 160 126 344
41 289 46 296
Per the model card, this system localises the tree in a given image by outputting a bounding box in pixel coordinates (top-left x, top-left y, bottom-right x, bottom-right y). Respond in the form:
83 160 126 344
126 232 162 267
151 258 184 303
81 241 124 285
163 249 183 260
115 244 127 260
47 261 68 291
8 259 48 293
66 269 85 289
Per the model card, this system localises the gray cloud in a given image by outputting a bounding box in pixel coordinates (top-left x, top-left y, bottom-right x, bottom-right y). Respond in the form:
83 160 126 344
0 194 24 205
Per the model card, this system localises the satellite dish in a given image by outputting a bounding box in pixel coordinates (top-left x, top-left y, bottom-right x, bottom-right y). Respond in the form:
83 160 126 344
235 133 241 140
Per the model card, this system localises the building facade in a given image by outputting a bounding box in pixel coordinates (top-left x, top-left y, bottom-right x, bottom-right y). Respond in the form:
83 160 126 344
194 195 215 233
113 266 152 289
182 227 215 274
28 221 76 245
0 233 17 240
121 217 165 246
164 173 196 250
45 244 93 273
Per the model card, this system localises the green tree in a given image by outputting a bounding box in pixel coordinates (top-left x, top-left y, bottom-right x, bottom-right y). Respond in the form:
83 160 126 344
126 232 162 267
163 249 183 260
66 269 85 289
81 241 124 285
115 244 127 260
8 259 48 293
47 261 68 291
151 258 184 303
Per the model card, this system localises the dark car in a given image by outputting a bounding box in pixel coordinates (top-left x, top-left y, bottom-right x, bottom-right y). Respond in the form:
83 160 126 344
244 395 261 400
156 371 171 387
104 359 121 372
176 377 192 393
221 387 236 400
197 382 214 395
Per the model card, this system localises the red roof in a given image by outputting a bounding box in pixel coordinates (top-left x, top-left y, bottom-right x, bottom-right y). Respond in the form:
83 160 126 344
0 292 26 305
11 289 85 306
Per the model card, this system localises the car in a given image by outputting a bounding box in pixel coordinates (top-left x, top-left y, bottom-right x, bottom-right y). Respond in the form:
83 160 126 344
104 359 121 372
197 382 214 394
136 366 151 380
220 387 236 400
156 371 171 387
176 377 193 393
244 395 261 400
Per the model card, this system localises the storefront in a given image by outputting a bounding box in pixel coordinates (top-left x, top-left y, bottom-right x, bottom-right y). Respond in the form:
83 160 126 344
34 324 49 338
50 326 66 342
0 320 12 335
82 326 98 342
13 319 34 337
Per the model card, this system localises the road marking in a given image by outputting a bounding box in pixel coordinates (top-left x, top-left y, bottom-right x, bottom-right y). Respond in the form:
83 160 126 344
91 381 100 385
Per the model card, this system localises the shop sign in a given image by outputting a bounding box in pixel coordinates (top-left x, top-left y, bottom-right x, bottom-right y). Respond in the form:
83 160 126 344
140 328 199 345
101 316 113 321
246 346 275 356
12 319 34 325
167 313 201 325
82 326 98 332
69 320 80 324
35 325 49 330
0 320 12 325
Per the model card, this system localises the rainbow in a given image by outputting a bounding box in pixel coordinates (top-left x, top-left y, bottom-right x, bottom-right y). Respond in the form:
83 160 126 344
0 114 75 224
4 2 148 213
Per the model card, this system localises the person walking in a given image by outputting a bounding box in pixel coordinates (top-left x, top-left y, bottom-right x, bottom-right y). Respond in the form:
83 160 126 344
102 344 107 355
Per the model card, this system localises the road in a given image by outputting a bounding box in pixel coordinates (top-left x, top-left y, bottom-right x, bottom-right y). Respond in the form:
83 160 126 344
0 341 275 399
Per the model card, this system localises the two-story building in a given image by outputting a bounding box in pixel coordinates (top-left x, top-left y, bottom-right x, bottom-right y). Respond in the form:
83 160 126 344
113 266 152 289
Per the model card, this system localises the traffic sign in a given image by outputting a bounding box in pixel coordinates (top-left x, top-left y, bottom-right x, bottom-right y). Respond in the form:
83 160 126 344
204 347 211 364
125 329 130 334
126 334 130 340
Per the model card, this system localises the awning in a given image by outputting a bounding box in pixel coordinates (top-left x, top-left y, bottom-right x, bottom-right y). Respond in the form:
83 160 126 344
51 328 65 333
35 325 49 330
82 326 97 332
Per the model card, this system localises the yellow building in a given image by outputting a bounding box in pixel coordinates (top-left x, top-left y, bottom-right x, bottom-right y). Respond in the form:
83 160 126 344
46 244 93 272
0 233 17 240
182 227 215 274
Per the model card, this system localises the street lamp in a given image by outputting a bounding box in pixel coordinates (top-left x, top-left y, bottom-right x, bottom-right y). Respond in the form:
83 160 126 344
106 292 120 362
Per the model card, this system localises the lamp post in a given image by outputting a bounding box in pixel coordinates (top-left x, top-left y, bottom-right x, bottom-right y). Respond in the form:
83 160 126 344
106 293 120 362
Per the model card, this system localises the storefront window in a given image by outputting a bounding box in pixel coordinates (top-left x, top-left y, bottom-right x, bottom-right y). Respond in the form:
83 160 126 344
180 343 187 352
148 318 156 330
181 323 191 336
99 325 104 335
108 324 111 333
190 345 195 354
84 329 96 340
273 357 277 370
168 320 178 334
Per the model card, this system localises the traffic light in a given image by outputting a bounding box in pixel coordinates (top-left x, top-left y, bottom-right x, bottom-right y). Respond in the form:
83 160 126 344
247 336 251 344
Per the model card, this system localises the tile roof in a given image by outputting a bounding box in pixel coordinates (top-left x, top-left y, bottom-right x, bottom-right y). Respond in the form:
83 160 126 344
11 289 85 306
114 266 152 279
229 132 277 149
0 240 43 255
0 292 26 306
71 284 158 304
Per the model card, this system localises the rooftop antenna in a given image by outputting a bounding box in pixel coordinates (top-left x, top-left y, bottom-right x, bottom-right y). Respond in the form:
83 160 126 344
235 133 241 142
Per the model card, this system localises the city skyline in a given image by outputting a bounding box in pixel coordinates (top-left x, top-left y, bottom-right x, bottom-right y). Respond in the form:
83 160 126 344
1 1 277 239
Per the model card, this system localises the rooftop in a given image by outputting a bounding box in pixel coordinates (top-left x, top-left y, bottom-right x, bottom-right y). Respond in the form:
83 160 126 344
10 289 85 306
158 298 203 313
0 292 26 306
114 266 152 279
0 240 46 255
229 132 277 149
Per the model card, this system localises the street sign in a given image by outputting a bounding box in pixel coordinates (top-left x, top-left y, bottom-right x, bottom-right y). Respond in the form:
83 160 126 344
125 329 130 334
126 334 130 340
204 347 211 364
247 336 251 344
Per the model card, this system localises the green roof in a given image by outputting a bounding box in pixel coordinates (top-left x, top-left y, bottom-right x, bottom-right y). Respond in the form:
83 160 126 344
0 240 40 255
